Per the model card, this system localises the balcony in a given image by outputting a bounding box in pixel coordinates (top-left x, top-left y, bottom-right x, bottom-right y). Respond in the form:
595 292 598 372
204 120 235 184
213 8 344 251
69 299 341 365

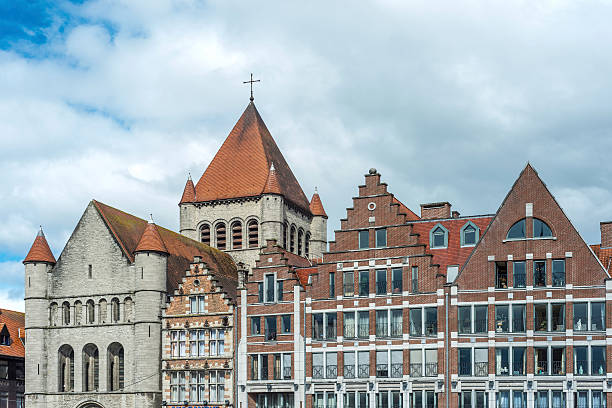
376 282 387 295
410 363 423 377
326 365 337 379
283 367 291 380
536 360 548 375
344 365 355 379
474 362 488 377
391 363 403 378
358 364 369 378
551 360 565 376
358 324 369 339
425 362 438 377
313 365 324 379
376 364 389 378
392 279 402 293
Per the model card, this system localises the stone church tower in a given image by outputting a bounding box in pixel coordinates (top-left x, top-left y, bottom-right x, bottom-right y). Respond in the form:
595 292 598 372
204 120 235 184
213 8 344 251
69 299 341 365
179 101 327 269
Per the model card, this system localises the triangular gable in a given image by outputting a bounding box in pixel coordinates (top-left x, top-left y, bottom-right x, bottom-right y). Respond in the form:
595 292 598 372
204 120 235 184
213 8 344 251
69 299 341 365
456 164 609 288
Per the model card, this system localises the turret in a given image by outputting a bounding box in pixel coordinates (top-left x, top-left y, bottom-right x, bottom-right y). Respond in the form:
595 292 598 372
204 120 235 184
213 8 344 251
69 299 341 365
23 227 55 395
309 188 328 259
260 163 284 244
179 174 197 240
133 218 168 392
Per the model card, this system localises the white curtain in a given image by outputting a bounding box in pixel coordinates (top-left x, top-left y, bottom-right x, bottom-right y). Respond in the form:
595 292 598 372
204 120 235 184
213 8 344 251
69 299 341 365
513 391 524 408
497 391 509 408
537 392 548 408
577 392 588 408
593 392 602 408
551 392 564 408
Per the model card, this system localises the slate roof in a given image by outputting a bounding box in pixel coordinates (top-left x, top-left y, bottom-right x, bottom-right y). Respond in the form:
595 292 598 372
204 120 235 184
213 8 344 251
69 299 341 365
194 102 311 214
0 308 25 359
92 200 237 300
23 228 56 264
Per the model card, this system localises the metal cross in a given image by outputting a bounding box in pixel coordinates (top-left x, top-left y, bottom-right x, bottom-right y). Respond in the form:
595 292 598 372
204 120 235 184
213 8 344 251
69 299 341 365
243 73 260 102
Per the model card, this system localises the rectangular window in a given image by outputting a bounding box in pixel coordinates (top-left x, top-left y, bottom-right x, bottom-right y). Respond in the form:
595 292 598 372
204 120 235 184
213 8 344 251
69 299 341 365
591 302 605 331
343 312 355 338
552 391 565 408
474 305 488 333
534 260 546 287
513 261 526 288
458 306 471 334
425 349 437 377
190 371 205 403
265 274 275 302
209 329 224 356
376 350 388 377
424 307 437 336
274 354 282 380
409 308 422 336
170 372 186 402
391 350 403 378
376 269 387 295
251 317 261 335
552 259 565 286
313 313 324 340
592 391 605 408
189 296 205 314
260 354 268 380
265 316 277 341
312 353 323 378
375 310 388 337
390 309 402 337
358 311 369 339
495 347 509 376
459 349 472 376
409 349 423 378
0 362 7 380
329 272 335 298
574 303 588 331
171 330 186 357
495 305 509 333
343 272 354 297
189 329 206 357
283 353 292 380
536 391 548 408
326 313 337 339
574 346 587 375
551 347 565 375
474 348 488 376
359 230 369 249
375 228 387 247
258 283 264 303
358 351 370 378
277 280 283 302
511 304 525 332
209 370 224 402
411 266 418 293
535 347 548 375
512 347 526 375
591 346 606 375
534 304 548 332
250 355 259 380
326 352 338 379
359 271 369 296
551 304 565 331
391 268 402 293
495 262 508 289
281 315 291 333
344 351 355 379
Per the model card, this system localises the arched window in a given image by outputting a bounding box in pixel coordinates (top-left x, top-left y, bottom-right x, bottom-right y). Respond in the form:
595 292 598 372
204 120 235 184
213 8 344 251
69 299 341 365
298 229 304 256
305 233 311 258
216 223 227 250
248 220 259 248
99 299 107 324
507 219 526 239
74 301 82 326
124 297 134 322
282 222 288 249
58 345 74 392
111 298 120 323
82 344 99 391
430 224 448 249
200 224 211 246
62 302 71 326
290 226 296 253
460 222 479 247
108 343 124 391
231 221 243 249
533 218 552 238
50 302 58 326
86 300 95 324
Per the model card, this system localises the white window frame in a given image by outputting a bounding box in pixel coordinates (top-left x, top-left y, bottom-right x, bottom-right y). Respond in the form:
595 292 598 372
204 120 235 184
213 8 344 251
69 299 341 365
171 330 186 357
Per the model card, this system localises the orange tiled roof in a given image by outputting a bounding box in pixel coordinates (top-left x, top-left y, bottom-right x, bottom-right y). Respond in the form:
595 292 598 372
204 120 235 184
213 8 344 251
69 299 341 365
309 191 327 218
92 200 237 298
0 308 25 359
393 197 420 221
295 266 317 287
194 102 311 214
135 222 168 253
23 228 56 264
591 244 612 272
179 176 196 204
262 163 282 195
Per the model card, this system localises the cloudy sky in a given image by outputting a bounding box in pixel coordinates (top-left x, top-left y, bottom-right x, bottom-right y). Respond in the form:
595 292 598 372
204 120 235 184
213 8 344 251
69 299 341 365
2 0 612 311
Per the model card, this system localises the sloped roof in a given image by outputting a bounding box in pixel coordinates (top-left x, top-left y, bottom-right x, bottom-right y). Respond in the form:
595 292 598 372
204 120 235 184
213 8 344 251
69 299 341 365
295 266 318 287
0 308 25 359
23 228 56 264
135 222 168 254
179 177 196 204
393 197 420 221
92 200 237 298
194 102 311 214
309 192 327 218
590 244 612 272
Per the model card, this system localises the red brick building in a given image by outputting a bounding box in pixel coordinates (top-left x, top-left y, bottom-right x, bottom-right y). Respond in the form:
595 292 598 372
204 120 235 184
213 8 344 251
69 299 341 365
0 308 25 408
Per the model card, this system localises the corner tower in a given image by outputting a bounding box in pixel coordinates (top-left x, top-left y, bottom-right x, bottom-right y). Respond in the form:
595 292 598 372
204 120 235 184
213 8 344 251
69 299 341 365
180 101 324 267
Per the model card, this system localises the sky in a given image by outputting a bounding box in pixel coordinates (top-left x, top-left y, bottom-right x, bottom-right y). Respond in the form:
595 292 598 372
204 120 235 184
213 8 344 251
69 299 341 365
2 0 612 312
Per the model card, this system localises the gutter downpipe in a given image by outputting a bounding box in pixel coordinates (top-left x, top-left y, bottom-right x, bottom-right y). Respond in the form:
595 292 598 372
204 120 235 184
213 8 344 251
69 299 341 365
445 287 450 408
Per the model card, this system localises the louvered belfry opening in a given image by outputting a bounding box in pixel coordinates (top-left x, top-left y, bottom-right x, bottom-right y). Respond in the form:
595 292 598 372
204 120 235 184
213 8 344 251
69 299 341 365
108 342 124 391
82 343 99 391
216 223 227 250
232 221 243 249
248 220 259 248
200 224 211 246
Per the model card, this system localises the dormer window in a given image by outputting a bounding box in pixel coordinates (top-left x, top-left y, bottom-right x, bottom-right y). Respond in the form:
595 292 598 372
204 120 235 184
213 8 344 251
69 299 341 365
430 224 448 249
506 219 526 239
460 222 479 247
533 218 552 238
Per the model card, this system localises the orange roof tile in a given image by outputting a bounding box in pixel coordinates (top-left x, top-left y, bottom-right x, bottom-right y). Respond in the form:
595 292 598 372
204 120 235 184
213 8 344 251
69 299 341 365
23 228 56 264
295 266 317 287
194 102 311 214
262 163 282 195
180 176 196 204
591 244 612 271
393 197 420 221
0 308 25 359
309 191 327 218
92 200 237 298
135 221 168 254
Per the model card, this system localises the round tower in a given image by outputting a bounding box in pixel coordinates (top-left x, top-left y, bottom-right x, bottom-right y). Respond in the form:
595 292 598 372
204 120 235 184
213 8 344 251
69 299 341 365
309 188 328 259
260 163 285 244
133 220 168 394
23 227 56 398
179 175 197 241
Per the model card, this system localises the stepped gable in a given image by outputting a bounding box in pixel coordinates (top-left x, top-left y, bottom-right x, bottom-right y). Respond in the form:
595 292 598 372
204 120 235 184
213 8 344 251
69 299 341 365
194 102 311 214
92 200 237 298
179 176 196 204
309 190 327 218
23 227 56 264
0 308 25 359
456 164 610 287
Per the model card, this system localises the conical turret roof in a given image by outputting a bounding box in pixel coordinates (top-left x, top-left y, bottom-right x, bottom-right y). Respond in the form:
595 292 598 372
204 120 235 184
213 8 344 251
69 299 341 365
23 227 56 264
309 189 327 218
262 163 282 195
135 220 168 254
180 175 196 204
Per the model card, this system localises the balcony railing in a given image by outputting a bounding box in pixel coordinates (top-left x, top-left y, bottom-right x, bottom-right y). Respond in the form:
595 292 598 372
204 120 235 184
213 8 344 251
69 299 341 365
474 319 488 333
535 360 548 375
312 365 324 379
425 362 438 377
575 360 588 375
325 327 337 340
391 363 403 378
551 360 565 375
410 363 423 377
344 326 355 339
513 274 526 288
376 364 389 377
358 364 369 378
343 284 354 297
495 319 509 333
358 324 369 338
344 365 355 379
392 279 402 293
474 361 488 377
376 325 388 338
326 365 337 379
390 323 402 338
376 282 387 295
359 282 369 296
425 322 437 336
283 367 291 380
512 363 525 376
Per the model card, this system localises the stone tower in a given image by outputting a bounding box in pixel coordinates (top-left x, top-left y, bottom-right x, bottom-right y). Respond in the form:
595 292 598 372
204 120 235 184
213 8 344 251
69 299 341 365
179 101 327 268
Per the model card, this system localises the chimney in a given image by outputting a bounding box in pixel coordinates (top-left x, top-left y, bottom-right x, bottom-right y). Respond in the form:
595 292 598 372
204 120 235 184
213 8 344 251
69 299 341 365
600 222 612 248
420 202 452 220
